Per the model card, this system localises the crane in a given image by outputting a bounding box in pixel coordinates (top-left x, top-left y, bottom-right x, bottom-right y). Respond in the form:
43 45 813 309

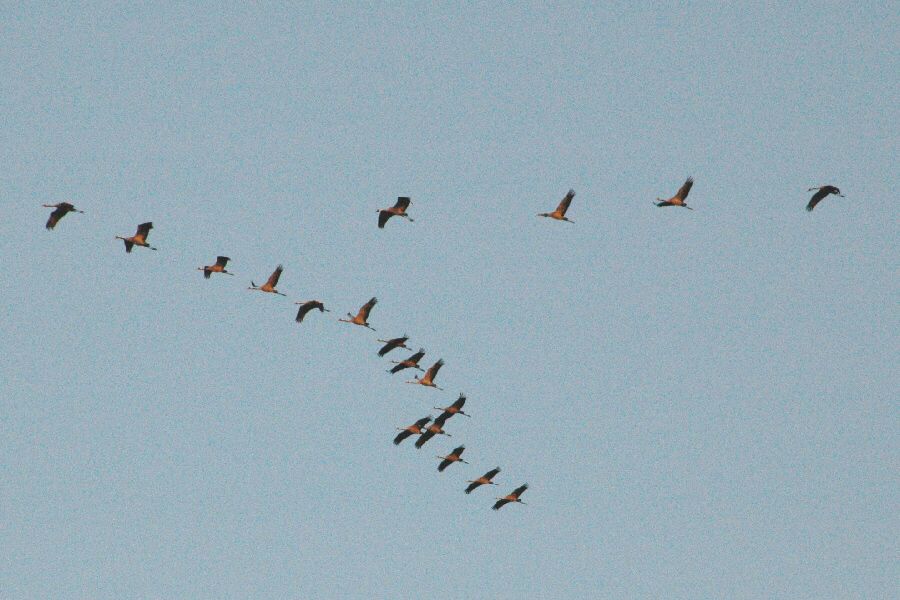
294 300 329 323
465 467 501 494
198 256 233 278
437 445 468 472
248 265 286 296
407 358 444 390
806 185 844 211
537 189 575 222
378 196 414 228
388 348 425 374
435 393 470 418
43 202 84 230
377 335 410 357
415 412 451 448
493 484 528 510
655 177 694 209
394 416 431 445
115 222 157 252
338 297 377 330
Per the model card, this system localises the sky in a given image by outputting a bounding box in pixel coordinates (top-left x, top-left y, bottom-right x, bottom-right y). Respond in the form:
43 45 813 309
1 2 897 598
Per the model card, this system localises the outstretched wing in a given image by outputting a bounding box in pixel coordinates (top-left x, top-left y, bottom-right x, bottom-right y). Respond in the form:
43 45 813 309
203 268 212 279
482 467 501 480
806 188 829 212
215 256 230 268
394 196 411 210
408 349 425 364
424 359 444 380
556 189 575 215
413 416 432 429
266 265 283 287
451 394 466 411
433 411 451 427
358 297 377 320
393 430 414 445
492 498 510 510
135 222 153 241
378 336 408 357
465 481 482 494
511 483 529 498
675 177 693 201
295 302 314 323
46 206 68 229
378 210 393 228
438 458 453 472
451 445 466 457
415 430 435 448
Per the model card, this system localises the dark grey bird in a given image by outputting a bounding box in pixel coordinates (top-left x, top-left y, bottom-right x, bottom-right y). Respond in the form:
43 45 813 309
394 416 431 445
116 222 157 252
415 412 451 448
294 300 329 323
806 185 844 212
388 348 425 374
493 483 528 510
198 256 233 278
437 445 468 472
43 202 84 230
655 177 694 209
377 335 410 357
465 467 501 494
435 393 470 418
378 196 413 228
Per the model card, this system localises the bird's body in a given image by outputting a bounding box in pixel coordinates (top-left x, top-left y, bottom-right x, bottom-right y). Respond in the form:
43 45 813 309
437 445 468 472
377 336 410 357
249 265 286 296
389 348 425 374
407 358 444 390
339 297 377 330
465 467 501 494
538 189 575 222
199 256 233 278
116 222 157 252
295 300 329 323
806 185 844 212
435 393 470 418
655 177 694 209
378 196 414 228
394 416 431 445
415 412 451 448
43 202 84 230
493 483 528 510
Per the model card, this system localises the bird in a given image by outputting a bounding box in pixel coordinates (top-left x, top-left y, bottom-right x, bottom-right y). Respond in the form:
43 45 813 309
394 416 432 445
115 222 157 252
655 177 694 209
806 185 844 212
43 202 84 230
415 412 451 448
435 393 470 418
198 256 233 278
465 467 501 494
248 265 286 296
377 335 410 357
388 348 425 374
339 297 377 330
378 196 413 228
294 300 329 323
437 445 468 472
537 189 575 222
407 358 444 390
493 483 528 510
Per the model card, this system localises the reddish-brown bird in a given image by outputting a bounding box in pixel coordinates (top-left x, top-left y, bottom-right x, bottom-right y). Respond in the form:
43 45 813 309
655 177 694 209
198 256 233 278
294 300 329 323
437 445 468 472
537 189 575 222
407 358 444 390
339 297 377 330
377 335 410 357
378 196 414 228
435 393 470 418
493 483 528 510
43 202 84 230
248 265 286 296
415 412 451 448
388 348 425 374
393 416 431 445
806 185 844 212
465 467 501 494
116 222 157 252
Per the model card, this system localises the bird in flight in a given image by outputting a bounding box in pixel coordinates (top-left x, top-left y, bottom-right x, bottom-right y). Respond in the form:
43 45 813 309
339 297 377 330
378 196 414 228
394 416 432 445
248 265 286 296
435 393 470 418
655 177 694 209
465 467 501 494
116 222 157 252
43 202 84 230
407 358 444 390
415 412 452 448
377 335 411 357
493 483 528 510
198 256 233 278
537 189 575 222
437 445 468 472
388 348 425 374
294 300 329 323
806 185 844 212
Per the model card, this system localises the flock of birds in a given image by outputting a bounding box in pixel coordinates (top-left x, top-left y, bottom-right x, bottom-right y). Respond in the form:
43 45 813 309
40 180 845 511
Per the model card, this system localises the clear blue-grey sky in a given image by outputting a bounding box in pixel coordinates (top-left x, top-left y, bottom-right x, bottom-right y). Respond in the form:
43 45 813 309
1 3 897 598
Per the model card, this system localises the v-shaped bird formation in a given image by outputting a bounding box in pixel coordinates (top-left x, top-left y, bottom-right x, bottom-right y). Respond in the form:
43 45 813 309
40 182 847 512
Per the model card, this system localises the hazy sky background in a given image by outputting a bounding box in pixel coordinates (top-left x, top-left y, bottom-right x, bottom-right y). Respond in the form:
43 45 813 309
1 3 897 598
